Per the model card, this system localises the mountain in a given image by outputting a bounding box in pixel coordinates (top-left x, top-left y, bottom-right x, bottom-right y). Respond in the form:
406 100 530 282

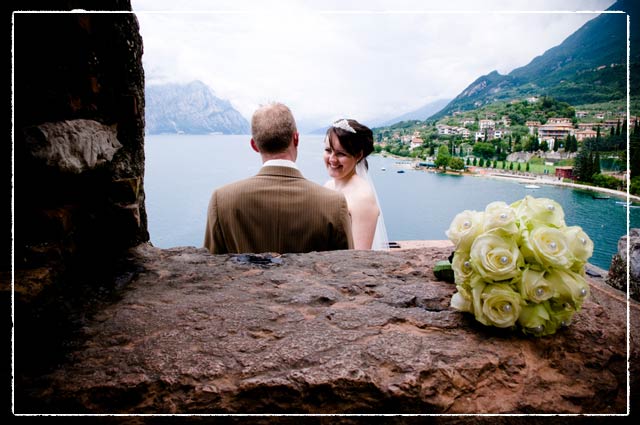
430 0 638 120
145 81 250 135
376 98 452 127
304 98 452 133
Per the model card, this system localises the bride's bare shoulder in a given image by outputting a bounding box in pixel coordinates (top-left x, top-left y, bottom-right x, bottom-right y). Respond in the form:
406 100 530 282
349 176 378 213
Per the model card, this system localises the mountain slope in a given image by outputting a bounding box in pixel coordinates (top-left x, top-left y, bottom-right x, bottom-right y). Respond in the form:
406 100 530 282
145 81 250 135
377 98 452 127
430 0 636 120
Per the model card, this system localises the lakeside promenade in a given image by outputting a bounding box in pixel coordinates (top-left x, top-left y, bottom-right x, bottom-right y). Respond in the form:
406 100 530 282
478 169 640 202
382 153 640 203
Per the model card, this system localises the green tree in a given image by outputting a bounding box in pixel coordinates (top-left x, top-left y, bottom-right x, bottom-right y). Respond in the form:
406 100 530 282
594 151 601 175
509 162 514 170
435 145 451 171
526 162 530 172
449 157 465 171
631 119 640 179
517 162 521 171
569 135 578 153
540 140 549 152
631 176 640 196
574 138 596 182
472 142 495 159
592 173 620 190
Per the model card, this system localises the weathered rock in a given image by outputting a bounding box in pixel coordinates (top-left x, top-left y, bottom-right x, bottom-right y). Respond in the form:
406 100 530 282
607 228 640 301
16 245 633 414
619 228 640 282
23 119 122 173
13 9 149 303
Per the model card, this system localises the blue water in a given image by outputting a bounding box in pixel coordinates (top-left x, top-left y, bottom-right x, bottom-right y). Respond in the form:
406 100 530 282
144 134 639 270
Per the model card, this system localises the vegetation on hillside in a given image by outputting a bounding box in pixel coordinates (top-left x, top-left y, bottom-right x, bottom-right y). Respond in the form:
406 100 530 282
373 95 633 194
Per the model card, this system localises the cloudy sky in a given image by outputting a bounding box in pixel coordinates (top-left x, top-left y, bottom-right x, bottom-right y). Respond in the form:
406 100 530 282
131 0 618 132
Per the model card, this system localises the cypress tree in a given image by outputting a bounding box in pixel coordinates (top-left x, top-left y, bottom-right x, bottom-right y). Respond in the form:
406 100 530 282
631 119 640 179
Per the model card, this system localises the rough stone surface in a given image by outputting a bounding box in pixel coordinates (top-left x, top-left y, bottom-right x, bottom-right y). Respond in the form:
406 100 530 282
16 245 634 415
619 228 640 282
24 119 122 173
12 8 149 303
607 228 640 301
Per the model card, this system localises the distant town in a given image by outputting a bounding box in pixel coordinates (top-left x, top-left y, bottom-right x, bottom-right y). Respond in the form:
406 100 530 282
372 96 639 196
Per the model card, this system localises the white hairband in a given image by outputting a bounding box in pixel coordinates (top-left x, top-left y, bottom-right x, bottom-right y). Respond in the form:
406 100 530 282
333 119 356 133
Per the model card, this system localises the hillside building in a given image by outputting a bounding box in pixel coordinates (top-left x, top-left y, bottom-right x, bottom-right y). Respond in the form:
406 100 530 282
575 129 598 141
537 118 574 140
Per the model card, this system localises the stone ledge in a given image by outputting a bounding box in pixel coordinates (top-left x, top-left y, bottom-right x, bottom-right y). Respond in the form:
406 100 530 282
16 243 636 414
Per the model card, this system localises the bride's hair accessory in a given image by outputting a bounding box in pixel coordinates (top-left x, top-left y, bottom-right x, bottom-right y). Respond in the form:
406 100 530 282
333 119 356 133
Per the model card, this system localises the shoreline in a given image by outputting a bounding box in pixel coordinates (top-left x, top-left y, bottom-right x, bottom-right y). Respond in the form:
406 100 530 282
478 171 640 202
378 153 640 203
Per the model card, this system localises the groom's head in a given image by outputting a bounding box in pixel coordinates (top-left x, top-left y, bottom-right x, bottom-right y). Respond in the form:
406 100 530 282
251 103 299 158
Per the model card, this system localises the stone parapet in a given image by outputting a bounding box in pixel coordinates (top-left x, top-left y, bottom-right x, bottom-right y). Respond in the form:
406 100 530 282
15 244 636 414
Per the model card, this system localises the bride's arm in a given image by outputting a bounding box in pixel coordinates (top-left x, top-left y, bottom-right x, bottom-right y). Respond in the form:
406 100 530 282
350 194 380 250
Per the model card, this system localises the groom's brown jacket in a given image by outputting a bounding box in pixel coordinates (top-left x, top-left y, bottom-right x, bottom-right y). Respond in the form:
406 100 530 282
204 166 354 254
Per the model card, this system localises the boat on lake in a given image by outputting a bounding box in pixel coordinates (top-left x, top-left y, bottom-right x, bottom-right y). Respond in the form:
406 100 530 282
616 201 640 208
524 184 540 189
397 170 405 174
592 194 610 199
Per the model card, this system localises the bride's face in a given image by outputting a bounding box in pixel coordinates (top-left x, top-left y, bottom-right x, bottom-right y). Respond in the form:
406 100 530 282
324 134 360 180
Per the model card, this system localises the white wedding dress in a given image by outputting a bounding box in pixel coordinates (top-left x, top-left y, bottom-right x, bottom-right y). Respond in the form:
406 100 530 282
356 161 390 251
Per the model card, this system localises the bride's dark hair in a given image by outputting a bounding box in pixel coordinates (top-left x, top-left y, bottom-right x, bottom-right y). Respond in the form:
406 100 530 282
326 119 374 169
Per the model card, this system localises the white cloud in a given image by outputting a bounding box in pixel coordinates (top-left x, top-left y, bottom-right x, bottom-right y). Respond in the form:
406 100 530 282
132 0 618 131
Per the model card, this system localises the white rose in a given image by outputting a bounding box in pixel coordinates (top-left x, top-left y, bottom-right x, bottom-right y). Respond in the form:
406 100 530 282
482 201 518 236
470 233 522 282
511 195 566 230
446 210 484 252
562 225 594 266
521 226 574 269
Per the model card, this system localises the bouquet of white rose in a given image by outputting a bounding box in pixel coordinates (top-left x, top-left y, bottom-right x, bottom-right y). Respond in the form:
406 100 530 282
445 195 594 336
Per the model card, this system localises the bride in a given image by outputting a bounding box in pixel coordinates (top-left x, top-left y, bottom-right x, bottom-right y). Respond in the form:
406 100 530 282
323 119 389 250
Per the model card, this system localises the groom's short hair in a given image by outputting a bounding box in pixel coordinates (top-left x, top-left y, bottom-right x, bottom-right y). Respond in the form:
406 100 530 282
251 102 298 154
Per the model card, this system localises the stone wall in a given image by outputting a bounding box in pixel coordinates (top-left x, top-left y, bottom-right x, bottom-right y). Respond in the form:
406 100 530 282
15 245 636 415
607 228 640 301
12 3 148 302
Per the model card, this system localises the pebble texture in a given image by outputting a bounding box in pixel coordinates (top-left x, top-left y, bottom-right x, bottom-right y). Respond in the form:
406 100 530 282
16 244 635 414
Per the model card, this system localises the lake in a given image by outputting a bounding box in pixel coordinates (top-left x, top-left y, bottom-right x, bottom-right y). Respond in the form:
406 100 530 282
144 134 639 270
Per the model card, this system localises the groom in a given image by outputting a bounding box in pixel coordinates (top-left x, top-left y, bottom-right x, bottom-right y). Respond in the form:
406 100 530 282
204 102 354 254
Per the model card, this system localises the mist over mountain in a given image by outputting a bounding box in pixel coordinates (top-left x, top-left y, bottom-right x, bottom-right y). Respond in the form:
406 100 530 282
375 98 452 127
145 81 249 135
430 0 637 120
